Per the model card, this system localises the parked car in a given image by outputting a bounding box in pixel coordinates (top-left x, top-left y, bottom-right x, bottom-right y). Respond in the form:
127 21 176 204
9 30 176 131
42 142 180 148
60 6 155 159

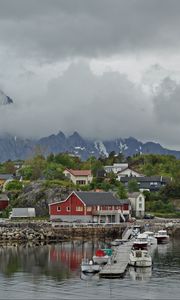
144 214 154 219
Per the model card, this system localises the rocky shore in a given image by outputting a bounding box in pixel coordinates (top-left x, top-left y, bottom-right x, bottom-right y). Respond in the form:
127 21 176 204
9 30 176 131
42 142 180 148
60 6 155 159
0 219 179 245
0 221 127 244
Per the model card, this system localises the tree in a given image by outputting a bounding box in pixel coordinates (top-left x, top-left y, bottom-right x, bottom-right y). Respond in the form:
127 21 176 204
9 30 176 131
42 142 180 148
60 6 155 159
116 182 127 199
4 160 16 174
128 179 139 193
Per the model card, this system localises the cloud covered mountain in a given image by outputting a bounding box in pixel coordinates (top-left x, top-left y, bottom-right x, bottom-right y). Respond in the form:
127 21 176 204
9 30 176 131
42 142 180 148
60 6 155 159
0 131 180 162
0 90 13 105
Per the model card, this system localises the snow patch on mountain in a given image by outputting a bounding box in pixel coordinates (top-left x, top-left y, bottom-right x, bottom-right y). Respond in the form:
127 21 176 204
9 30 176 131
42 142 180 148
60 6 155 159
94 140 108 157
74 146 86 150
119 142 128 152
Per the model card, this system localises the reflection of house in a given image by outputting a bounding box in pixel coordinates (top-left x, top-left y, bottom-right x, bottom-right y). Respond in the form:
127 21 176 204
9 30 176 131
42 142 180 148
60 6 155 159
117 167 143 180
49 191 131 223
49 243 84 271
104 163 128 174
120 176 170 192
63 169 93 185
128 192 145 218
9 208 36 219
0 194 9 211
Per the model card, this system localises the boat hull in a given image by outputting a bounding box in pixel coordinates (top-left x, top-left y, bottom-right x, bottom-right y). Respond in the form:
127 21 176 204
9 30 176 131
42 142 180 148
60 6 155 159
92 255 109 265
156 236 169 244
129 260 152 267
81 263 101 273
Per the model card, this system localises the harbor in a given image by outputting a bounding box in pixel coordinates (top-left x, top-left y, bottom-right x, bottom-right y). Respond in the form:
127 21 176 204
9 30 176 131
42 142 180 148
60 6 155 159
81 223 171 279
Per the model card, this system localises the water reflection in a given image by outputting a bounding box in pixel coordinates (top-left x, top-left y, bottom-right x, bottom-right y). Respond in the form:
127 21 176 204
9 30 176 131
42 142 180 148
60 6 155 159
0 239 108 281
0 239 180 283
128 266 152 281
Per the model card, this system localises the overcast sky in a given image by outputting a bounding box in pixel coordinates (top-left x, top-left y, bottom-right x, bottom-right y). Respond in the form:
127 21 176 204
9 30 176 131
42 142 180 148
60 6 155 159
0 0 180 149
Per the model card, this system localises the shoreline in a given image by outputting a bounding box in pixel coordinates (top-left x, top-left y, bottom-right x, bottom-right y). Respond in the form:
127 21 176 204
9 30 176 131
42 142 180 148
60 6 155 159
0 219 180 245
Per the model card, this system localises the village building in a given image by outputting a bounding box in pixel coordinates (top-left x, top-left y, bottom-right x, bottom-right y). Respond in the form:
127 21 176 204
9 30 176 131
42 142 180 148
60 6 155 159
120 176 171 192
104 163 128 174
63 169 93 185
49 191 131 223
9 208 36 219
128 192 145 218
0 193 9 211
0 174 14 190
117 167 144 180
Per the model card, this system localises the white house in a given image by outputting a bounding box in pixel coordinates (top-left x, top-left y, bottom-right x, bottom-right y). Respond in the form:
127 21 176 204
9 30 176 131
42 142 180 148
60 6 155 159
117 167 144 180
63 168 93 185
128 192 145 218
104 163 128 174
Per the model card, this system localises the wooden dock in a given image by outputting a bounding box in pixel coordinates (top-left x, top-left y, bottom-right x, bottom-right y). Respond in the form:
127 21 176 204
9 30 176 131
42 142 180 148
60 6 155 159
99 240 134 278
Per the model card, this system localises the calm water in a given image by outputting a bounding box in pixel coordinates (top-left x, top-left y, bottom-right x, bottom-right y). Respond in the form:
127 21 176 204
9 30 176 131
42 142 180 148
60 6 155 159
0 238 180 300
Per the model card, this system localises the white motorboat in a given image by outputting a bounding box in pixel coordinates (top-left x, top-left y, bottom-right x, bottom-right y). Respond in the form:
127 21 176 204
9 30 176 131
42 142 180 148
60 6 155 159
80 258 101 273
133 233 150 250
154 229 169 244
129 249 152 267
143 231 157 245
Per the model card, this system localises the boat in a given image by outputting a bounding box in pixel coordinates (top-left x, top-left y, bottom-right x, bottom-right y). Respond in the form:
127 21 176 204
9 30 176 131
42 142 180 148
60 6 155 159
129 249 152 267
154 229 169 244
110 239 124 246
132 233 150 250
80 258 102 273
92 248 112 265
143 231 157 245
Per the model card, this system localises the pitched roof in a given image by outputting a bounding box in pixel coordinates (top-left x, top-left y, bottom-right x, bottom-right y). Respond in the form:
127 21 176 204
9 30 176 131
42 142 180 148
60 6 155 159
0 174 14 180
128 192 142 198
75 191 129 206
65 169 92 176
0 194 9 201
120 176 170 183
117 167 143 175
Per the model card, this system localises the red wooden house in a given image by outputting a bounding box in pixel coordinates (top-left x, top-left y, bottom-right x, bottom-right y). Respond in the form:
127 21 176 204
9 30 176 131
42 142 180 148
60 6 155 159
0 194 9 211
49 191 131 223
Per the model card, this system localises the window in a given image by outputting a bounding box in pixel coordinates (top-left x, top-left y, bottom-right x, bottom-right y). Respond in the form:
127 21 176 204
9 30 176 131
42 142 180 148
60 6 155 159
139 203 142 209
76 180 86 185
57 206 61 212
66 206 70 212
76 206 83 212
139 197 142 202
87 206 92 212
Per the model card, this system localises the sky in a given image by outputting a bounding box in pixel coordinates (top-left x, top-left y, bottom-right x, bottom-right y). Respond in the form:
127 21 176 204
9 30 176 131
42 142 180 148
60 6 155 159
0 0 180 149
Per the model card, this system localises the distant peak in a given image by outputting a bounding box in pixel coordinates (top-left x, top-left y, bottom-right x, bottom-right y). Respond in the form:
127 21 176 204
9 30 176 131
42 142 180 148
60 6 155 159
57 131 66 138
70 131 82 138
0 90 13 105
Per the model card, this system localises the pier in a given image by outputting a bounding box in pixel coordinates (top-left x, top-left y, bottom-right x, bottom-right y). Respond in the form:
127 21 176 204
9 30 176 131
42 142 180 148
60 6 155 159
99 224 134 279
99 239 134 278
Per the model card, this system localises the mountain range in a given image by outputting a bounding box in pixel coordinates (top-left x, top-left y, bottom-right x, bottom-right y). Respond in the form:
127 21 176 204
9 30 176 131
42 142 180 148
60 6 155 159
0 131 180 162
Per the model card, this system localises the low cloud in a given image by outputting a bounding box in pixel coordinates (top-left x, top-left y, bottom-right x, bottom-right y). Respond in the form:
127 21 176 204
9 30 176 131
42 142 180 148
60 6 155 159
0 61 153 141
